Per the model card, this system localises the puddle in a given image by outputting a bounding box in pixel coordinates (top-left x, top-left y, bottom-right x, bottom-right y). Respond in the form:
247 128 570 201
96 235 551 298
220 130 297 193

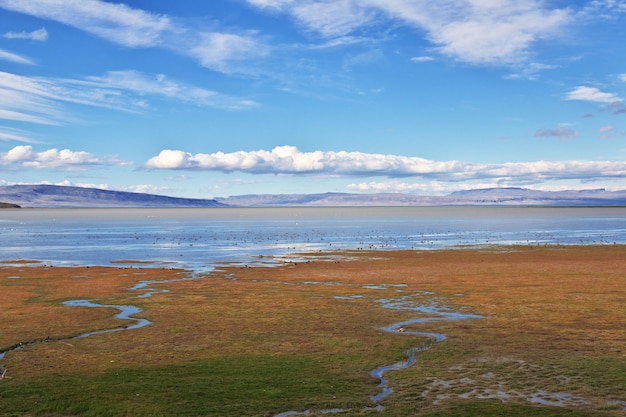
530 390 590 407
333 295 364 300
362 284 408 290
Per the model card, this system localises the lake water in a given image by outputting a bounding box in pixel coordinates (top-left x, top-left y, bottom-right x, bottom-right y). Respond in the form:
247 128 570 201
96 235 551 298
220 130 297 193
1 207 625 270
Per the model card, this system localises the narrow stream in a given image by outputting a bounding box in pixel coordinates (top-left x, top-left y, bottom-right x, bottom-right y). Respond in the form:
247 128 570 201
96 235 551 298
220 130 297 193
1 273 481 416
0 301 150 360
370 299 483 409
0 274 173 362
275 292 483 416
61 300 151 338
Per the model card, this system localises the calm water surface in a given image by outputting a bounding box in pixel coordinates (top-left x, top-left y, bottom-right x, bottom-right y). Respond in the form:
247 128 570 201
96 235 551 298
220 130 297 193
1 207 625 269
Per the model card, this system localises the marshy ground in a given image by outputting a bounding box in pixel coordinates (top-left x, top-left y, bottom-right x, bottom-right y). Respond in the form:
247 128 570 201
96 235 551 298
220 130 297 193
1 245 625 416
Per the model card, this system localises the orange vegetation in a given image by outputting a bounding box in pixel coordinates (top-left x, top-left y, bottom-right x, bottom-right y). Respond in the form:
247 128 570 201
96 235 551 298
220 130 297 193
1 246 625 414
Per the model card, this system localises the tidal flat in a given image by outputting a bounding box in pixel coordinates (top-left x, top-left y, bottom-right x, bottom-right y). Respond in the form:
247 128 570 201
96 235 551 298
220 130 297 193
1 246 625 416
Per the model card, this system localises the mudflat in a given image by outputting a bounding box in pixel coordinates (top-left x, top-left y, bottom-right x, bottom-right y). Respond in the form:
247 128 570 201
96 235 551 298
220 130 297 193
1 246 625 416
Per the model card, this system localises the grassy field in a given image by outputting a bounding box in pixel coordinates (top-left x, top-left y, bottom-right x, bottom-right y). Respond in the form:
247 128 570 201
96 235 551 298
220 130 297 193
1 246 625 416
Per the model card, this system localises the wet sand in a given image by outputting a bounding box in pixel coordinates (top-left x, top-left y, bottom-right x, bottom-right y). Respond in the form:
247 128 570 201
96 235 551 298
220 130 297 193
1 245 625 415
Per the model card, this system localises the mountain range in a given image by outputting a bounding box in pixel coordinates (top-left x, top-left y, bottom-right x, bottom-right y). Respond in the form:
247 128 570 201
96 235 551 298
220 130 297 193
0 184 226 208
1 184 626 208
216 188 626 207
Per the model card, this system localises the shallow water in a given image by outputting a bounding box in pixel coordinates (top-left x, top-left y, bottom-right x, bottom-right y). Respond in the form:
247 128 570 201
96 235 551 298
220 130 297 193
1 207 625 269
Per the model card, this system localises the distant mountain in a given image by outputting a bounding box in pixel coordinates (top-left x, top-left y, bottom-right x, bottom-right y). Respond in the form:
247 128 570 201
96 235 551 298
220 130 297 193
2 185 625 208
216 192 443 207
0 185 227 208
217 188 626 207
446 187 626 206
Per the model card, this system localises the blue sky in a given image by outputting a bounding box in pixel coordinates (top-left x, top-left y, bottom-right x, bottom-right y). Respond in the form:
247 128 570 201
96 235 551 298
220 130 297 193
1 0 626 198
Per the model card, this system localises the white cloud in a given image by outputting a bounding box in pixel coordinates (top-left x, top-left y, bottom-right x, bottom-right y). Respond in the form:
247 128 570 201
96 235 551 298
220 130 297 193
0 1 267 75
143 145 465 175
0 145 132 170
426 1 569 64
505 62 557 80
83 70 259 110
0 108 61 125
248 0 572 65
534 127 578 142
121 184 170 195
188 32 269 74
347 180 450 194
0 127 39 143
307 35 367 49
410 56 434 63
3 27 48 41
598 124 621 139
0 71 113 125
143 145 626 184
0 70 258 128
0 0 171 47
347 179 521 194
0 48 34 65
291 1 378 38
247 0 295 10
565 86 622 103
578 0 626 19
598 125 616 133
347 178 626 194
0 0 601 77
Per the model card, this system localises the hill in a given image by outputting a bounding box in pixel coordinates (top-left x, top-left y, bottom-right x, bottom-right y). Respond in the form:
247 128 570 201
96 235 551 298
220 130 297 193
2 185 626 208
217 188 626 207
0 185 226 208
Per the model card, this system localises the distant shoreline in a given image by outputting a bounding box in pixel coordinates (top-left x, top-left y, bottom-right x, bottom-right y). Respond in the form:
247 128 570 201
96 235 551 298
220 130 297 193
1 243 623 270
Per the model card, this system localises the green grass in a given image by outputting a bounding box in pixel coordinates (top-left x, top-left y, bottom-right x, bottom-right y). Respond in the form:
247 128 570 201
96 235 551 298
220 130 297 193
0 354 375 417
556 356 626 397
414 400 610 417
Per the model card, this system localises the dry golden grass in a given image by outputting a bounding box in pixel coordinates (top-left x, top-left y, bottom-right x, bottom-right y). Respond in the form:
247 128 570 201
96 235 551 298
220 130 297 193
1 246 625 416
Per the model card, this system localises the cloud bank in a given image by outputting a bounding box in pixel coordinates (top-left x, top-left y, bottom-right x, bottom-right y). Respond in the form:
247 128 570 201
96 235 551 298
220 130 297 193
144 146 626 183
0 145 131 170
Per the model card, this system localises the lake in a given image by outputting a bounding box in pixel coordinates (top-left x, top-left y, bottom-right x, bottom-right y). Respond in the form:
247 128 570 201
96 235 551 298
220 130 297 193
1 206 625 270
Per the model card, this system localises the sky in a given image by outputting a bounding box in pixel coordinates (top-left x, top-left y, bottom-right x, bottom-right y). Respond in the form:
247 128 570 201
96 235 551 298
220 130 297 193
1 0 626 199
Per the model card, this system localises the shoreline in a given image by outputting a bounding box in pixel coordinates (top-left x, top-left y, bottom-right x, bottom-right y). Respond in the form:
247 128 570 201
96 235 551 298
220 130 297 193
1 242 624 270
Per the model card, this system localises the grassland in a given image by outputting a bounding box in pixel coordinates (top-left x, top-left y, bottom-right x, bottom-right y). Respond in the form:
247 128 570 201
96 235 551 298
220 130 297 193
1 246 625 416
